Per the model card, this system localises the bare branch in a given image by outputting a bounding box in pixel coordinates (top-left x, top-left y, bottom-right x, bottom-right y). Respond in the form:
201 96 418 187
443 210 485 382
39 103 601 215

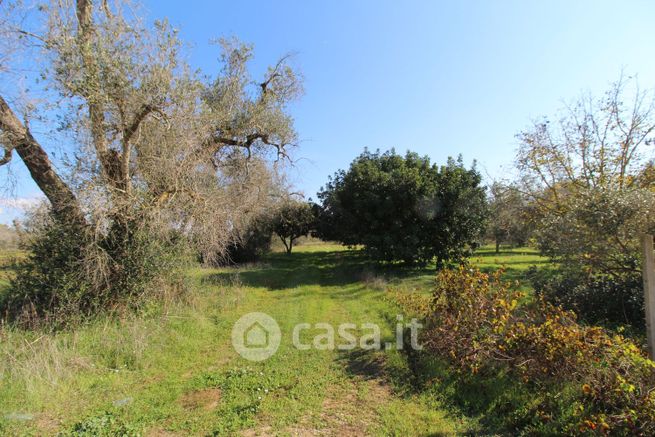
259 53 293 95
102 0 113 20
123 104 165 144
207 132 290 162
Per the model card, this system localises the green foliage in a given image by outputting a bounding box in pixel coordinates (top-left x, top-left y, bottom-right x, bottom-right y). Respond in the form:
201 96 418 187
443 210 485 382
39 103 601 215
404 266 655 435
534 187 655 276
63 411 140 436
514 80 655 277
1 212 187 327
511 81 655 333
316 149 487 265
529 267 645 330
272 201 315 254
524 187 653 330
1 218 92 326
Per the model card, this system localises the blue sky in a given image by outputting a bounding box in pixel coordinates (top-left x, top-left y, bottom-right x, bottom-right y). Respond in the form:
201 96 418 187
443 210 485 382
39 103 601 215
2 0 655 222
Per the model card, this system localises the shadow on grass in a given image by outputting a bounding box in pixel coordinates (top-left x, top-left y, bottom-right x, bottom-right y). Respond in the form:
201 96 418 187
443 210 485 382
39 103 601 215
405 350 552 435
338 344 489 436
338 342 546 434
338 348 387 381
203 249 436 290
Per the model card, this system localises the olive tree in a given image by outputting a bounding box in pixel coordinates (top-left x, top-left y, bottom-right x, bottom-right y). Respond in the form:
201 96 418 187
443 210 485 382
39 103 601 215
0 0 301 322
486 182 534 253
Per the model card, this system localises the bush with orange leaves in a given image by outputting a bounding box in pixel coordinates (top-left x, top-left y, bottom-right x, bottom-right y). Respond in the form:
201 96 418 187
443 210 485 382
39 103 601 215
412 266 655 435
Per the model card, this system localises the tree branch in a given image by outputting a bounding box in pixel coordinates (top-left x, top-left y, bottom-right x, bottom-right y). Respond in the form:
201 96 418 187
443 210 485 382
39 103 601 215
123 104 165 144
0 94 86 226
259 53 293 95
76 0 119 189
206 131 290 162
0 147 13 166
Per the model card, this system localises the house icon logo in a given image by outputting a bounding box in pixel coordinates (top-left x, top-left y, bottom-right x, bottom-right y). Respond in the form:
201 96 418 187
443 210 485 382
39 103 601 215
244 321 269 348
232 312 281 361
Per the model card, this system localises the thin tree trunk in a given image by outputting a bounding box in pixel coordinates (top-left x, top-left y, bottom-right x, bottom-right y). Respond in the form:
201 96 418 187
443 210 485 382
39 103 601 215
278 234 291 254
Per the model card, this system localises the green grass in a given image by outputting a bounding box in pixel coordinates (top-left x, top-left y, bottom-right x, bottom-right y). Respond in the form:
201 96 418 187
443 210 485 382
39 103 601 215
1 244 497 436
0 249 24 289
355 244 550 295
471 245 552 292
0 243 549 435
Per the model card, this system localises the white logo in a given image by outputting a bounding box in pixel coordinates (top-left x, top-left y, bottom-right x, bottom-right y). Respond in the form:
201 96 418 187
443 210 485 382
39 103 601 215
231 312 281 361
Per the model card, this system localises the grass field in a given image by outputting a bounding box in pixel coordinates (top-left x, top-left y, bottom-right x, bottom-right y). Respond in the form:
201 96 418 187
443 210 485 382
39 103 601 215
0 249 24 288
0 243 548 436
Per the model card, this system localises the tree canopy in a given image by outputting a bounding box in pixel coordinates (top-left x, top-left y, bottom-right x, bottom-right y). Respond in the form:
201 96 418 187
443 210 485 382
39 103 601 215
486 182 534 253
316 149 487 265
273 201 315 254
0 0 300 322
515 78 655 275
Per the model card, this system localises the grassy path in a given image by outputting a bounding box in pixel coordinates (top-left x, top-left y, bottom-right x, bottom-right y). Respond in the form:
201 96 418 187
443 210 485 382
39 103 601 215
0 244 472 435
185 245 465 435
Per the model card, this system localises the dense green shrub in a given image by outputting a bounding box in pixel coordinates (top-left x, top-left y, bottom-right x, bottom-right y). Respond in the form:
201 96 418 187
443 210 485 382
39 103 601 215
395 267 655 435
316 149 487 265
1 212 186 327
528 267 645 330
532 188 654 277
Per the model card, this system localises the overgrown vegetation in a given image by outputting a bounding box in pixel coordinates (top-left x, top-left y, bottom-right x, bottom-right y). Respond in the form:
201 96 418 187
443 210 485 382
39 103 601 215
0 0 653 434
0 244 468 436
483 78 655 331
529 267 645 331
394 266 655 435
218 209 275 265
1 212 187 327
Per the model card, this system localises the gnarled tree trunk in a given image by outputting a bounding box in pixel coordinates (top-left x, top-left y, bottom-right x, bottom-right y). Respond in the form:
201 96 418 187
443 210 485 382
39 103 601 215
0 95 86 227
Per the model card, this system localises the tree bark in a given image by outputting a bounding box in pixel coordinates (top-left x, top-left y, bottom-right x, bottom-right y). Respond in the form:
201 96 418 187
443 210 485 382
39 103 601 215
278 234 292 254
0 95 86 226
76 0 128 193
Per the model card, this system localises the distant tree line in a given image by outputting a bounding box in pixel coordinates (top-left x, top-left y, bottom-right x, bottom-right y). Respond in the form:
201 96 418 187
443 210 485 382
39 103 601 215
0 224 18 250
485 182 535 253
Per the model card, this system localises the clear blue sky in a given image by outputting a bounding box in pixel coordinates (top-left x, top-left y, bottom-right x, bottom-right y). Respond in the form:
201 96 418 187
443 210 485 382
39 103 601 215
2 0 655 222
